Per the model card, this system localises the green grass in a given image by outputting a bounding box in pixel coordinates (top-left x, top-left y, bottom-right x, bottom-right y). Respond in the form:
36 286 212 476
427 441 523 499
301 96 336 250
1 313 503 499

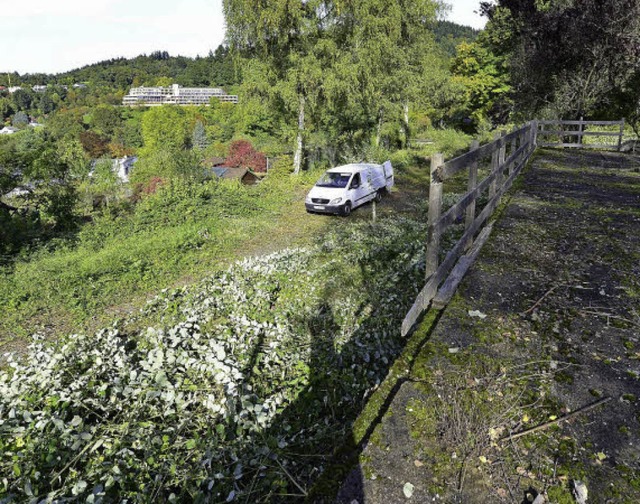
0 172 324 345
0 128 475 349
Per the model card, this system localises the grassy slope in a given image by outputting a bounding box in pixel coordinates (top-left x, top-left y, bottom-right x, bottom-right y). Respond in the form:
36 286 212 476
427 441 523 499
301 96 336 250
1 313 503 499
0 153 437 502
2 121 483 352
0 150 438 353
0 172 332 350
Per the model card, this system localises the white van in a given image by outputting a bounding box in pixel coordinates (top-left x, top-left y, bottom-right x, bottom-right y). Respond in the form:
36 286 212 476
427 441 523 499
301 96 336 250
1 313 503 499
305 161 394 216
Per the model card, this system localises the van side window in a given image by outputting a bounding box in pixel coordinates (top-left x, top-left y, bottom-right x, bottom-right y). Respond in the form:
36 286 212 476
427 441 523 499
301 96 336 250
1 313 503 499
350 173 361 188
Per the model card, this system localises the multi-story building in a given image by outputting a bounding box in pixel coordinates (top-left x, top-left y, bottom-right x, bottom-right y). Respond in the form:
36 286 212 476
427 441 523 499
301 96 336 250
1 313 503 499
122 84 238 106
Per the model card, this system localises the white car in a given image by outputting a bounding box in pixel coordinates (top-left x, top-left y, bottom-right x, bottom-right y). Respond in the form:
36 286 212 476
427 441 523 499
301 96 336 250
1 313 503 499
305 161 394 216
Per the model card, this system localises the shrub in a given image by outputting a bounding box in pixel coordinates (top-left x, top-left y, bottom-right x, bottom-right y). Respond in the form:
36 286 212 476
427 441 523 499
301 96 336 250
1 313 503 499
389 149 414 170
224 139 267 173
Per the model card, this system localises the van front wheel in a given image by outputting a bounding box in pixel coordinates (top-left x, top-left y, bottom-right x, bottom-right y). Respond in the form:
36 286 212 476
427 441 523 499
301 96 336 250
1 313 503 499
374 190 383 203
341 202 352 217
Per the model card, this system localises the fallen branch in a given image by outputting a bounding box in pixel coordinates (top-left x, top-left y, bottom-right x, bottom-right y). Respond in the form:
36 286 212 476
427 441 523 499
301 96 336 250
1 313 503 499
274 456 307 497
581 310 640 328
501 397 612 443
0 200 19 213
521 284 565 315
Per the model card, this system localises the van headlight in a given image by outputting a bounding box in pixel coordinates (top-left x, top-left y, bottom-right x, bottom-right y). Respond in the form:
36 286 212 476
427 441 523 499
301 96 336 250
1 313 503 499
305 194 312 203
330 197 342 205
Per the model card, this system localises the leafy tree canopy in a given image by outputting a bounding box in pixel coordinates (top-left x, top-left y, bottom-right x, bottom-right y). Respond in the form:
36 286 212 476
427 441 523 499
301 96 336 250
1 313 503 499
480 0 640 121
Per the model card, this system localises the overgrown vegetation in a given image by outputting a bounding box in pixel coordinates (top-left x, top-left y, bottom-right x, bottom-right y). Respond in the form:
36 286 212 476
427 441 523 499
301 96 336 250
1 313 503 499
0 215 428 502
0 171 319 342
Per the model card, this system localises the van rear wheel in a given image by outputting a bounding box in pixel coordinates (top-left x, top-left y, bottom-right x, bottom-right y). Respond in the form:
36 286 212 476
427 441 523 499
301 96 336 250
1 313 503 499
341 202 352 216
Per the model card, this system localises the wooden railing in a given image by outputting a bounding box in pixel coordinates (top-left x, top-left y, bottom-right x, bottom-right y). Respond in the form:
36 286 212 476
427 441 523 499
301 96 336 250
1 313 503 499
537 119 625 150
401 121 538 336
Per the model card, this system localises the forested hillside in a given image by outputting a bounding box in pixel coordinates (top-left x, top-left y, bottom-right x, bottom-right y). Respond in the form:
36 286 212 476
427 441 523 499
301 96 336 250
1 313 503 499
433 20 479 57
0 46 238 90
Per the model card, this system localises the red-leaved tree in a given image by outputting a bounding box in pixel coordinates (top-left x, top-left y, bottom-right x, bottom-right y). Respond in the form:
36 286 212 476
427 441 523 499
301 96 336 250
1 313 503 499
224 140 267 173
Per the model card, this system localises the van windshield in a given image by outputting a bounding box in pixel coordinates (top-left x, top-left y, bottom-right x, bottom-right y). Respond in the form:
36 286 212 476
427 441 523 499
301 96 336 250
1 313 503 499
315 172 352 188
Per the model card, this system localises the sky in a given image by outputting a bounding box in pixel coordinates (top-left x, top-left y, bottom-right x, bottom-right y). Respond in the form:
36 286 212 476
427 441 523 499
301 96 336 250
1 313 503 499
0 0 487 75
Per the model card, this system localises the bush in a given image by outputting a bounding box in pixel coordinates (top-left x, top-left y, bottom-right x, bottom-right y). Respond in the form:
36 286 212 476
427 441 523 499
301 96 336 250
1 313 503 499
265 155 293 178
389 149 414 170
224 139 267 173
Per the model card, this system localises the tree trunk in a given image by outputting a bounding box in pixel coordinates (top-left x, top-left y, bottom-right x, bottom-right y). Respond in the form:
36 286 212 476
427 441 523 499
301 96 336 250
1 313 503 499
375 108 383 147
293 94 305 175
403 100 410 149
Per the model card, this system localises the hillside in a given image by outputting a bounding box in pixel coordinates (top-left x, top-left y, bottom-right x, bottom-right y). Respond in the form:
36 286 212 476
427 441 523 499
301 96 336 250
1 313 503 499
433 20 480 58
0 20 475 89
0 162 434 502
0 46 238 89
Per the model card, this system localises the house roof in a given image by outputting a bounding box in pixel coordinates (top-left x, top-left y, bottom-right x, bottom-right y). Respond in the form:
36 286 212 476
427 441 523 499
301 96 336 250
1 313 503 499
212 166 261 180
204 156 226 167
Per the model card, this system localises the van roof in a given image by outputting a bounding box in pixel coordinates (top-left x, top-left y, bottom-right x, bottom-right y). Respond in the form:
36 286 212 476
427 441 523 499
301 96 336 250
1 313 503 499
326 163 380 174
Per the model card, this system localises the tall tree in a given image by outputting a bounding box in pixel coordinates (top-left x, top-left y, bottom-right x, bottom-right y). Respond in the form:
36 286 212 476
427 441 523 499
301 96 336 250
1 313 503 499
224 0 446 169
480 0 640 120
224 0 336 173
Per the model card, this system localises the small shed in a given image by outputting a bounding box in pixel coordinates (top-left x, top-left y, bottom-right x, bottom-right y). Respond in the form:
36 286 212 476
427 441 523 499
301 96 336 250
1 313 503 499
211 167 260 185
204 156 226 168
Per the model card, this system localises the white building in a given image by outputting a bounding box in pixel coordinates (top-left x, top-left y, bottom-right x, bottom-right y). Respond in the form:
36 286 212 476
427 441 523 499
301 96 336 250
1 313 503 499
91 156 138 183
114 156 137 182
123 84 238 106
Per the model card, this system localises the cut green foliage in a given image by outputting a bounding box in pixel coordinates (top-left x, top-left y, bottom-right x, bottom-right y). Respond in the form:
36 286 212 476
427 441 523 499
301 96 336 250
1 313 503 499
0 215 427 502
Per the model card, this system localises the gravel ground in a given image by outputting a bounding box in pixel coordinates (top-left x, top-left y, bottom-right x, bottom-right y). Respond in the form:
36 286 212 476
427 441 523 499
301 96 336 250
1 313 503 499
334 149 640 504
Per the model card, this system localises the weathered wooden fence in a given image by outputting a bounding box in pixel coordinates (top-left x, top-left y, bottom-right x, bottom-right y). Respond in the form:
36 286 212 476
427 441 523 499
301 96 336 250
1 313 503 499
537 119 625 150
401 118 631 336
401 121 538 336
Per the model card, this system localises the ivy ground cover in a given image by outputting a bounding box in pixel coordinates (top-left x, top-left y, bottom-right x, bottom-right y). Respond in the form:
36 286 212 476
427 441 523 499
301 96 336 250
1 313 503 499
1 216 426 503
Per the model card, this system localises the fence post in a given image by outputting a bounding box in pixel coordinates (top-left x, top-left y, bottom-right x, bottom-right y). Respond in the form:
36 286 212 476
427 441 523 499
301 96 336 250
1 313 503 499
578 116 584 145
489 132 500 199
465 140 479 249
509 127 517 175
534 120 540 148
498 131 506 189
425 153 444 280
618 118 625 151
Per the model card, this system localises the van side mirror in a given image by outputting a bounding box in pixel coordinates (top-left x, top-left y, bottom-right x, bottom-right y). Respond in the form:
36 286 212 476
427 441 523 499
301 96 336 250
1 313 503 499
350 181 360 189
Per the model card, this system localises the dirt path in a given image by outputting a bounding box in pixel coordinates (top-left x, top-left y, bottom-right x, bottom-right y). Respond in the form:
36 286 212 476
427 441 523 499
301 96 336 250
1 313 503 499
335 149 640 503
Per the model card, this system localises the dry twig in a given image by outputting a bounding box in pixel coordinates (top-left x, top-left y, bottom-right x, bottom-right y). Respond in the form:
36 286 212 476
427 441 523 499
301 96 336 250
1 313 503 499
501 397 612 443
521 285 565 315
582 310 640 328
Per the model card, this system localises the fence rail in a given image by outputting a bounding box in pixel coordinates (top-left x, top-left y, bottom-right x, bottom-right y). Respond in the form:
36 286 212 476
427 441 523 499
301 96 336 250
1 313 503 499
401 121 538 336
537 118 625 150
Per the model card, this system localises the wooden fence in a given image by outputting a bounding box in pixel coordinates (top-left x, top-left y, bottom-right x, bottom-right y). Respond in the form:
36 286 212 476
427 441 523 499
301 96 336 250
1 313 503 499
401 121 538 336
401 117 630 336
537 119 625 150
